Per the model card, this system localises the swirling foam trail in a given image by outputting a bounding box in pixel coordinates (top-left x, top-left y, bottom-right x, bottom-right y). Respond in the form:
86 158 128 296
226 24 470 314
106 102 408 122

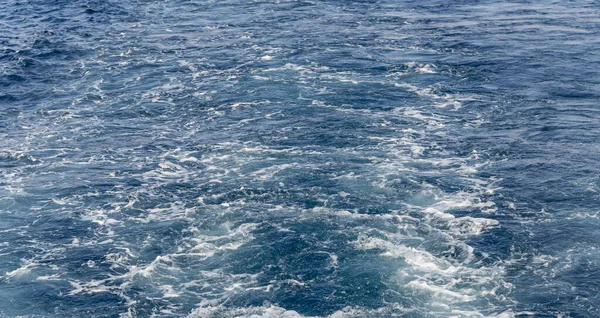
3 0 599 317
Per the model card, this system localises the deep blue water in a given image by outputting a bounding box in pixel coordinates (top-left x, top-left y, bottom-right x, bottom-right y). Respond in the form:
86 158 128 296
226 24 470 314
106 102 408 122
1 0 600 317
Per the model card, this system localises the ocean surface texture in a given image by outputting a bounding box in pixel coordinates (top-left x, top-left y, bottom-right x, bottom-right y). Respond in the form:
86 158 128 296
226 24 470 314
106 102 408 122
1 0 600 317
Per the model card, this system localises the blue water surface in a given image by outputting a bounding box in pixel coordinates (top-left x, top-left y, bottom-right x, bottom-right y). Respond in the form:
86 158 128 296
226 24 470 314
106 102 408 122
1 0 600 317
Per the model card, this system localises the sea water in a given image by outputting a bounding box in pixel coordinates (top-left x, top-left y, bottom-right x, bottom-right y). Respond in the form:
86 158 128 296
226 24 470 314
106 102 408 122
1 0 599 317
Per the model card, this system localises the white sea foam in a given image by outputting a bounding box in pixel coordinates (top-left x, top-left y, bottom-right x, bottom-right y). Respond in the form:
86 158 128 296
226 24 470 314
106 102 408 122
186 302 521 318
4 259 37 279
0 25 516 317
405 62 437 74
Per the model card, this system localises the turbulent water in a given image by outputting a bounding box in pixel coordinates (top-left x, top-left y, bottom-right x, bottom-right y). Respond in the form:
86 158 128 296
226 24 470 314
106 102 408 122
1 0 600 317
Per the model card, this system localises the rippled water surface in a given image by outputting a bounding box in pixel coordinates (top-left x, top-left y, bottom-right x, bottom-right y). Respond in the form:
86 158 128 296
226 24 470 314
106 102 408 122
1 0 600 317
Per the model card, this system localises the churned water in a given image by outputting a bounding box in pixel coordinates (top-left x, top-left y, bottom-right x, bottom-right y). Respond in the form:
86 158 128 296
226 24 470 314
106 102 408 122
1 0 600 317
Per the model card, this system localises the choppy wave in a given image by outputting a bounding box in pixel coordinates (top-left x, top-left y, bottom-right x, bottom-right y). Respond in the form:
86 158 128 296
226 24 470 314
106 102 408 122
1 0 600 317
